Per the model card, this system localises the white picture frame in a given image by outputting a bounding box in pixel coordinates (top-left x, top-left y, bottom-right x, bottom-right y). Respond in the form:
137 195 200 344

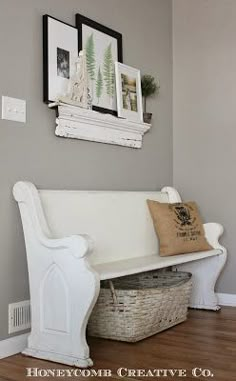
115 62 143 123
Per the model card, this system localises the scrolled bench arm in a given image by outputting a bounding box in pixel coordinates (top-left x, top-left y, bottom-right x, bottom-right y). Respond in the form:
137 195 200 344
203 222 226 253
13 181 99 367
161 186 182 203
40 233 93 259
13 181 94 259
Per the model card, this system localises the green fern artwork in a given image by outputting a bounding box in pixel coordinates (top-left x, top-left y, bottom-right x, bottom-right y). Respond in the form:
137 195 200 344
103 43 115 99
82 26 119 111
85 33 96 81
96 66 103 104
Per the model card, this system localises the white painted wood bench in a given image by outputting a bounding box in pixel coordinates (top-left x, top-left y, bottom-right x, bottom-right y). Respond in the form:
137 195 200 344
13 181 227 368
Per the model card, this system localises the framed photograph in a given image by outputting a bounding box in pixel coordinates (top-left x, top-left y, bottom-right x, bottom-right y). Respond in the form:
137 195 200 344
76 14 123 116
115 62 143 123
43 15 79 103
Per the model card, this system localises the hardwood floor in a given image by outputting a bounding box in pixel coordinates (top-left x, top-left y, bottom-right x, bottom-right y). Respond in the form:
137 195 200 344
0 307 235 381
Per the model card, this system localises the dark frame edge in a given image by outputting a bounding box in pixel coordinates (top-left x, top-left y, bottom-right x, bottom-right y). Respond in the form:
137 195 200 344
43 14 79 105
43 15 49 103
75 13 122 116
75 13 123 45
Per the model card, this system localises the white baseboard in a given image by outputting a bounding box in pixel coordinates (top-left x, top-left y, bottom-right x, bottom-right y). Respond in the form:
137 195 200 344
0 333 29 359
0 294 234 360
217 293 236 307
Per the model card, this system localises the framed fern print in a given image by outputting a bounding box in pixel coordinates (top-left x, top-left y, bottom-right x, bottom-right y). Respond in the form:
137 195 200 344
76 14 123 116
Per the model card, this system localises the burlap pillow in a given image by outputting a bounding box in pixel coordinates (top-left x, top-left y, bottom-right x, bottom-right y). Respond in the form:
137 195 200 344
147 200 213 256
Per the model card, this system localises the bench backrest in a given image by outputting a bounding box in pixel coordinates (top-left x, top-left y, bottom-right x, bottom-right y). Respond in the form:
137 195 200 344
39 190 169 265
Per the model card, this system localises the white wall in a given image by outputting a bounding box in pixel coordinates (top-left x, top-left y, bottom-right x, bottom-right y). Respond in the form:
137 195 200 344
173 0 236 293
0 0 173 340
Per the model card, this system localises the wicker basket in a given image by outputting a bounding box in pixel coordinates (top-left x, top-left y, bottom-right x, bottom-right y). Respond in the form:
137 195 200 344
88 270 192 342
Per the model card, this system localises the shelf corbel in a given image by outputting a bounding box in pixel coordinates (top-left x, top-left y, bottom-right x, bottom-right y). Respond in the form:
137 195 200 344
49 102 151 148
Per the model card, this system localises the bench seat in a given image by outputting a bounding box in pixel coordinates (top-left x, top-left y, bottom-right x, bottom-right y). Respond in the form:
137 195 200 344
95 249 223 280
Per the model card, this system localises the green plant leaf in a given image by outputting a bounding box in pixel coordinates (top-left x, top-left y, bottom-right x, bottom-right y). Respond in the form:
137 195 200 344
141 75 160 98
85 33 96 81
103 43 114 97
96 66 103 103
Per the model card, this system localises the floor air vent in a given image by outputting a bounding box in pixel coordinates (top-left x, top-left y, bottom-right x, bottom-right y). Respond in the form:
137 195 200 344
8 300 31 334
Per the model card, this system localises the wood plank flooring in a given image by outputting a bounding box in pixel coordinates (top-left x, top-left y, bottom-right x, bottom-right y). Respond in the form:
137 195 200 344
0 307 235 381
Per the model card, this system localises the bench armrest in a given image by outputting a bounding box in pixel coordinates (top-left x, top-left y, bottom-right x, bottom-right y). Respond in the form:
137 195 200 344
13 181 94 260
40 233 93 259
203 222 226 253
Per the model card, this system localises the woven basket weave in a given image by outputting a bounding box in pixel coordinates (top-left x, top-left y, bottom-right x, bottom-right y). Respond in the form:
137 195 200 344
88 270 192 342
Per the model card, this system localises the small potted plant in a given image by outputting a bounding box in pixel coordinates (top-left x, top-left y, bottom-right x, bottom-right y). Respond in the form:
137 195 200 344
141 74 160 124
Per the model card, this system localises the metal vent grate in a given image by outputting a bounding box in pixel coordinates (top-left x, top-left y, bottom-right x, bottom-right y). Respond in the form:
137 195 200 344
8 300 31 334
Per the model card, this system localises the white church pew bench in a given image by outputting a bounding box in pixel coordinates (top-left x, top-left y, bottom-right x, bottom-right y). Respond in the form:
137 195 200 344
13 181 227 367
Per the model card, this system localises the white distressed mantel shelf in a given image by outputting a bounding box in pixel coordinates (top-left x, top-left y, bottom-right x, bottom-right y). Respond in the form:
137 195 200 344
49 103 151 148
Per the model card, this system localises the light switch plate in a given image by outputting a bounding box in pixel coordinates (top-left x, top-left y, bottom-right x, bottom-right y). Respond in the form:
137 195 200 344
2 96 26 123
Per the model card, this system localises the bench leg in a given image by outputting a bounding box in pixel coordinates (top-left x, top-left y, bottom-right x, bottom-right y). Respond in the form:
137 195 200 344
22 260 100 367
175 253 227 310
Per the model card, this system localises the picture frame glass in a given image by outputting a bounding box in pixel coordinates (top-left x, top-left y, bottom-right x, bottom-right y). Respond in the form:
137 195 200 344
115 63 143 123
77 14 123 115
82 24 118 113
44 16 78 103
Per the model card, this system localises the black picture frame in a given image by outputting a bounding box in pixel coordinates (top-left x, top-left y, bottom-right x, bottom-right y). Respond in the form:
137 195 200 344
43 15 79 104
76 14 123 116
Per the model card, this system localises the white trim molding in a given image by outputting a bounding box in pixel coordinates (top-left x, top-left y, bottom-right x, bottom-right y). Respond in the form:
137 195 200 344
50 103 151 149
0 333 29 359
0 296 233 361
217 293 236 307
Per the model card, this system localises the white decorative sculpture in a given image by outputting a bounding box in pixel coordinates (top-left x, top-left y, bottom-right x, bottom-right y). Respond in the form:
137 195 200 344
58 50 88 108
48 51 151 148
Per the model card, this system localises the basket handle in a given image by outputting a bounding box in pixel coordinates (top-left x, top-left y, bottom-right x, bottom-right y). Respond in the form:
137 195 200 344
108 280 118 305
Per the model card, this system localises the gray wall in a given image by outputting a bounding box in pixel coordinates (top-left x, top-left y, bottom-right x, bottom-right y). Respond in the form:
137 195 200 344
173 0 236 293
0 0 173 339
